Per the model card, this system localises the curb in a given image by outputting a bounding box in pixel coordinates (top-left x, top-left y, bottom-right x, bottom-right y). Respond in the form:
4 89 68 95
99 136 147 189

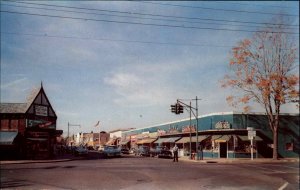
0 158 81 165
179 158 299 164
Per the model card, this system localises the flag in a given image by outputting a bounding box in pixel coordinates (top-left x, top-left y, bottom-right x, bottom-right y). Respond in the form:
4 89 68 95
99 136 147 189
94 121 100 127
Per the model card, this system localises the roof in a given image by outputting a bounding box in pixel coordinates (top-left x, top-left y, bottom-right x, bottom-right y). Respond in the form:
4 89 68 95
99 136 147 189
124 111 299 133
0 103 27 114
108 128 136 133
0 87 40 114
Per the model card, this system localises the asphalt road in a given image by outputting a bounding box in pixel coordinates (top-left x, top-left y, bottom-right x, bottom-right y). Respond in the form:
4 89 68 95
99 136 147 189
1 155 299 190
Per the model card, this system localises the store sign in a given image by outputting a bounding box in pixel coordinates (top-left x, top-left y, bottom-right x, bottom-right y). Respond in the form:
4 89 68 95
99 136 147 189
215 121 231 129
157 129 166 136
182 125 196 133
35 105 48 116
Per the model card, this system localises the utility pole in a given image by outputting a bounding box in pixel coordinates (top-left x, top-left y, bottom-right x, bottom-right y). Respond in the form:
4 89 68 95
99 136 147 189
171 96 201 160
67 122 81 146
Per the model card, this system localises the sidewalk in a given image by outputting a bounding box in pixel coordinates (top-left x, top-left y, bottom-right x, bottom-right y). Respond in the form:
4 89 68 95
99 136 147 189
179 156 299 164
0 154 80 165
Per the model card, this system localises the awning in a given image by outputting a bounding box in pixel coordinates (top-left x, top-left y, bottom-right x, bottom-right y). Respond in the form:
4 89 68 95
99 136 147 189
137 138 157 144
153 138 167 144
106 138 117 145
212 135 231 142
238 135 263 141
176 136 209 144
154 137 181 144
0 131 18 145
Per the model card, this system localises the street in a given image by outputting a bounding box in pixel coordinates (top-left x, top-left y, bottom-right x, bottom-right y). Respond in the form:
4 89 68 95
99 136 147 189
1 155 299 190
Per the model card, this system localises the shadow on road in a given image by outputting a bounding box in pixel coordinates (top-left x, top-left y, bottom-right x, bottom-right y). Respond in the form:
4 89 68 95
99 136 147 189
0 179 31 189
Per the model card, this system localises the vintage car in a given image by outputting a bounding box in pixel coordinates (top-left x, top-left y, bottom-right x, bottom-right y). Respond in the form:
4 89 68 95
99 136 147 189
103 145 121 158
135 146 150 157
150 146 172 158
121 148 130 154
74 146 88 156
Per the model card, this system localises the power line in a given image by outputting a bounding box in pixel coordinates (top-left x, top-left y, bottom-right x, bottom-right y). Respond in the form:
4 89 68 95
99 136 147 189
214 1 295 9
0 31 234 48
138 1 298 17
3 1 299 27
1 10 298 35
2 3 297 31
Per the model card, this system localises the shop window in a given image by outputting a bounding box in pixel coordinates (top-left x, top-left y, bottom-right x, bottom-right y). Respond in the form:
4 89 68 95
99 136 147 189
11 120 18 130
285 143 293 151
1 120 9 130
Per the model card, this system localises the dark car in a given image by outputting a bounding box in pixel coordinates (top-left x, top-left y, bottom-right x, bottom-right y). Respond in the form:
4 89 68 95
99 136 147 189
136 146 150 157
74 146 88 156
121 148 130 154
150 146 172 158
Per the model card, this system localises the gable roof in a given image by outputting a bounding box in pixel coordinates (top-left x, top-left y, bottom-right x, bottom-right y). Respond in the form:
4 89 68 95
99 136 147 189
1 84 57 117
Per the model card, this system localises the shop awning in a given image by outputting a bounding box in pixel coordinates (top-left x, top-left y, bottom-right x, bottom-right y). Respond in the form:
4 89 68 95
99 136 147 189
238 135 263 141
106 138 117 145
153 138 166 144
176 136 209 144
154 137 181 144
0 131 18 145
137 138 157 144
212 135 231 142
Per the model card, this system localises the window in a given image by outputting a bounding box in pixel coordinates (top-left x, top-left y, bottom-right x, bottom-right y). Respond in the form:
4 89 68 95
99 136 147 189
285 143 293 151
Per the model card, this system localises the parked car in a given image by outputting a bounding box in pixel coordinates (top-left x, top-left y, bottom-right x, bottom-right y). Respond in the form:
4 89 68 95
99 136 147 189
136 146 150 157
150 146 172 158
103 145 121 158
121 148 130 154
74 146 88 156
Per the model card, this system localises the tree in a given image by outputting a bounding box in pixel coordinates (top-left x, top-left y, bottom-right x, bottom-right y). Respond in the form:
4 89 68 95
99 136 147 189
221 17 299 159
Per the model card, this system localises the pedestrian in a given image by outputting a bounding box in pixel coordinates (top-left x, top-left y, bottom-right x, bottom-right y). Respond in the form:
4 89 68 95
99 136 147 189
172 144 179 162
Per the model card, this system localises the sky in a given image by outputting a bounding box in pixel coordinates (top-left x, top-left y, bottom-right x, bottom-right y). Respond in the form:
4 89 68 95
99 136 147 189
1 1 299 136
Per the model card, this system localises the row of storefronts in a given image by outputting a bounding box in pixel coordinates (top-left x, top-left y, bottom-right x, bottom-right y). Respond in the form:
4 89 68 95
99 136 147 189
0 84 63 159
121 112 299 158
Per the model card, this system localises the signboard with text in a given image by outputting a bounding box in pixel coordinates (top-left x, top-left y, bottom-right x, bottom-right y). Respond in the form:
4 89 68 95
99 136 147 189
35 105 48 116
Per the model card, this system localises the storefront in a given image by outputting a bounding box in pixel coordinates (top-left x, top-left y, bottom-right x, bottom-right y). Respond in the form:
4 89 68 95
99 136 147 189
0 84 63 159
122 112 299 159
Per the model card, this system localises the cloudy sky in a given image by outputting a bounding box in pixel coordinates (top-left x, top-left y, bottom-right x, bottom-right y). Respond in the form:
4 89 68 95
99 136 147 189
1 1 299 136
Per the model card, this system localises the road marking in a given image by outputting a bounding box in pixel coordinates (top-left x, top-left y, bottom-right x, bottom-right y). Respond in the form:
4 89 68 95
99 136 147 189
278 182 289 190
243 164 286 173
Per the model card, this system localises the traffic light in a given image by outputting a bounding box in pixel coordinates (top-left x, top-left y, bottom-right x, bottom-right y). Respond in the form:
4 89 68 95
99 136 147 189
178 104 184 114
171 103 184 114
171 104 177 113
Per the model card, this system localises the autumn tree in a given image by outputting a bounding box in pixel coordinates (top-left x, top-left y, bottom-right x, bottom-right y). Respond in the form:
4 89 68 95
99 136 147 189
222 18 299 159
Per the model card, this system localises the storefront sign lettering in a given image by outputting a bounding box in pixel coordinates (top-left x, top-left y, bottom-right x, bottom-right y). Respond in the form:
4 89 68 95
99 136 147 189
157 129 166 136
35 105 48 116
215 121 231 129
182 125 196 133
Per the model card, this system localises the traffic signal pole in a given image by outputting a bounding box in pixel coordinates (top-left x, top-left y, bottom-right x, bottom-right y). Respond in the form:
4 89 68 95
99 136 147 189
173 96 201 160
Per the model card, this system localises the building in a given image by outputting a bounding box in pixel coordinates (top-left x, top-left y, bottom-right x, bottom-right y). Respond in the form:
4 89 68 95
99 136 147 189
122 112 299 159
0 84 63 159
107 128 135 146
74 131 109 148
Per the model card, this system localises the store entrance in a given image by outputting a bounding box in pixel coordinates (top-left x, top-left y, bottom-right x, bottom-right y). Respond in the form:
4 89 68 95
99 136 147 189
219 142 227 158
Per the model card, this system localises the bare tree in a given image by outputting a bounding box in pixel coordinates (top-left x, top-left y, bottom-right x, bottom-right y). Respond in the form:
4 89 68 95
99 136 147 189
222 17 299 159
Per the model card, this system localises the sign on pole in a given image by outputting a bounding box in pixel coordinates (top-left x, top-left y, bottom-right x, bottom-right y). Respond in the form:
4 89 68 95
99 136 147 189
247 128 256 160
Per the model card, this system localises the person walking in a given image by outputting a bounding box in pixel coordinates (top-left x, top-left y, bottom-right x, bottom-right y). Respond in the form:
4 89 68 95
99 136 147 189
172 144 179 162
